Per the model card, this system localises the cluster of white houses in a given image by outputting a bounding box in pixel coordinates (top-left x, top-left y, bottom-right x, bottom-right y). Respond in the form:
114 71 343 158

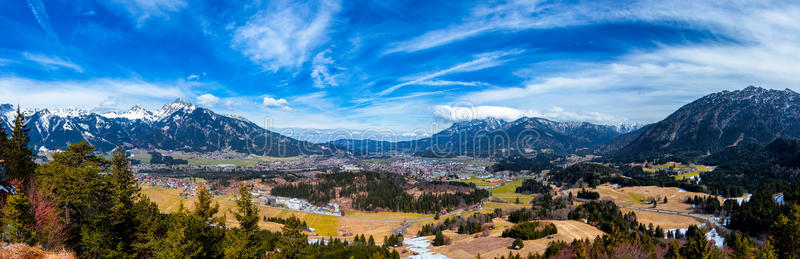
256 192 342 216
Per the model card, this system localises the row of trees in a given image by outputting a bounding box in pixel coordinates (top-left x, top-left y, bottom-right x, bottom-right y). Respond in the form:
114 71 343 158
417 209 502 236
515 179 552 194
501 221 557 240
272 171 489 214
576 188 600 200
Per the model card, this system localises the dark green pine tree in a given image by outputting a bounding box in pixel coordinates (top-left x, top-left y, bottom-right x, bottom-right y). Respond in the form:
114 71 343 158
2 191 36 244
0 120 8 161
5 106 36 186
158 203 202 259
107 146 140 257
432 231 445 246
225 184 263 258
192 185 226 257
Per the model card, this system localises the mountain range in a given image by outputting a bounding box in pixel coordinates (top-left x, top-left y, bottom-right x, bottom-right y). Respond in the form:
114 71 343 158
614 86 800 162
333 117 641 157
0 99 335 157
3 86 794 160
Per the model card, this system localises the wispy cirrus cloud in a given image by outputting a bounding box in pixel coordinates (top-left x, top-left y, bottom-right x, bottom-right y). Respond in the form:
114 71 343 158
23 53 83 72
450 1 800 123
310 50 342 88
232 0 341 71
376 49 522 96
24 0 59 41
99 0 187 25
384 1 782 54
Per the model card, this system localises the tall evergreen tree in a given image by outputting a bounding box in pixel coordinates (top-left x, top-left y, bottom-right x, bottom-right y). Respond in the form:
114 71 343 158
727 232 754 259
224 184 263 258
5 106 35 185
2 191 36 244
771 204 800 259
757 241 779 259
278 215 308 258
192 185 225 257
106 146 140 258
432 231 445 246
35 141 110 252
0 120 8 161
680 225 713 259
131 195 169 258
159 203 202 259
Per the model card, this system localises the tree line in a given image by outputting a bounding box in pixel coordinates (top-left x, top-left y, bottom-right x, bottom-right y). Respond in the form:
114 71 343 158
271 171 489 214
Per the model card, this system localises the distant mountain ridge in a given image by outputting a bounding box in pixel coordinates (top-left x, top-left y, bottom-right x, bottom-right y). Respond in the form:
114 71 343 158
0 99 335 156
614 86 800 162
333 116 641 157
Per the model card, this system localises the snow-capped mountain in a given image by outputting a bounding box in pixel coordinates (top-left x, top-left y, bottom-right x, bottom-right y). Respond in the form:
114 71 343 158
0 99 336 156
102 105 157 123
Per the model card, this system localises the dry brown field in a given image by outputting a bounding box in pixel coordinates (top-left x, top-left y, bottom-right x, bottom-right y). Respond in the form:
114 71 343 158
620 208 705 229
424 219 604 259
567 184 719 213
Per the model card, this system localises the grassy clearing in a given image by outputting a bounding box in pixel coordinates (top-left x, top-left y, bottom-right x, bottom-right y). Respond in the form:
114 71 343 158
674 171 700 180
344 211 429 220
490 179 533 203
628 192 646 203
301 214 339 236
456 177 498 186
139 186 183 213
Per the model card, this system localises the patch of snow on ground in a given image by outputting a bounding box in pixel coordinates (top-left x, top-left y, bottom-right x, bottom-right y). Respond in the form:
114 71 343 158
403 237 449 259
664 223 724 248
724 193 752 205
706 229 725 248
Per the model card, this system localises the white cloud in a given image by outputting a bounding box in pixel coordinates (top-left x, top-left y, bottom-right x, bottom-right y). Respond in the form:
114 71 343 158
0 76 188 110
100 0 187 25
25 0 59 41
448 1 800 124
310 50 340 88
416 80 492 87
100 98 117 107
23 53 83 72
197 93 220 106
377 49 522 96
186 74 200 80
232 0 341 71
263 96 291 111
433 105 623 125
385 1 789 54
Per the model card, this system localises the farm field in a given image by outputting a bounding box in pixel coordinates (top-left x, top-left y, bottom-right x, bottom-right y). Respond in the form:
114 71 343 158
430 219 604 259
344 211 429 220
567 184 719 213
490 178 534 203
139 185 413 238
456 177 500 186
620 208 705 229
139 186 184 212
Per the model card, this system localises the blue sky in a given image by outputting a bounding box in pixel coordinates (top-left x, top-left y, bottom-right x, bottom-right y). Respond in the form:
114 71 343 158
1 0 799 134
